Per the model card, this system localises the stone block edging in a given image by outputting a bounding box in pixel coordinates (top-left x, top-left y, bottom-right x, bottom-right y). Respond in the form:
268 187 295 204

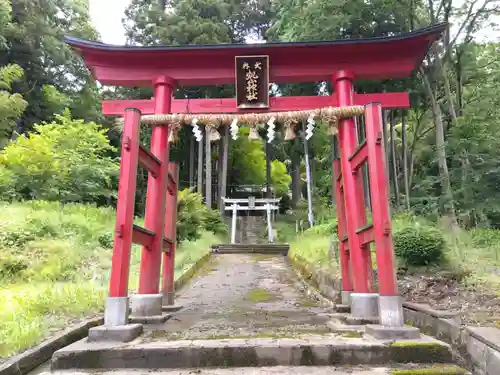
174 250 212 292
0 316 103 375
288 253 500 375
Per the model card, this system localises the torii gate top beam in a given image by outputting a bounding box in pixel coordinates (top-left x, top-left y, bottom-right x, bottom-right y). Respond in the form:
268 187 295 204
64 23 446 87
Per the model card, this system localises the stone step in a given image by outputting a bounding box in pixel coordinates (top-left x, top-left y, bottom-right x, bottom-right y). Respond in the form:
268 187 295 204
51 335 453 370
43 364 469 375
211 244 290 255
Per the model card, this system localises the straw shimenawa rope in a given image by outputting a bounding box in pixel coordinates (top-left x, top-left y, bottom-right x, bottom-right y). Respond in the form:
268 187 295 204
116 105 365 142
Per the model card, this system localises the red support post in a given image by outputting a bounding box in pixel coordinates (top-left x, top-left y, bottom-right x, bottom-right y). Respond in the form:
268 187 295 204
332 158 353 304
334 71 371 294
364 103 398 297
109 108 141 298
162 162 179 306
137 76 174 295
365 102 405 327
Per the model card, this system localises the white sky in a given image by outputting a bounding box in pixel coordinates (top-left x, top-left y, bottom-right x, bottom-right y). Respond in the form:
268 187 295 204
89 0 497 45
89 0 131 45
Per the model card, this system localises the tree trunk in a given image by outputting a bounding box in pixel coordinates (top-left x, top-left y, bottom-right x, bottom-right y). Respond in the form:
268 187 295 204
389 111 400 208
205 133 212 207
401 111 411 210
197 130 204 195
421 68 458 229
291 138 301 206
189 134 195 188
219 126 229 215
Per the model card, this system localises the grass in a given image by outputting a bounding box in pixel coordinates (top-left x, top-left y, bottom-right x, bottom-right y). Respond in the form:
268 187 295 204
0 201 224 358
280 210 500 303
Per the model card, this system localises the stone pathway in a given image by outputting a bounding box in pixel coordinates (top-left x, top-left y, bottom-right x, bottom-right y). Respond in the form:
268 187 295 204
142 254 332 341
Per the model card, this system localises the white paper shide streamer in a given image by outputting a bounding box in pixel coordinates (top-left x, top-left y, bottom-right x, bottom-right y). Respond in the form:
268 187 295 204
230 118 239 140
267 117 276 143
305 114 315 140
192 118 202 142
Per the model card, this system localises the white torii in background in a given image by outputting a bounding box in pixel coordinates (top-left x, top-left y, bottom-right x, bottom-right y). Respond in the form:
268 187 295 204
222 197 281 244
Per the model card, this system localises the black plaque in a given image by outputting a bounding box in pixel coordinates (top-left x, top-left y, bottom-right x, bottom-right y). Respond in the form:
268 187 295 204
235 55 269 109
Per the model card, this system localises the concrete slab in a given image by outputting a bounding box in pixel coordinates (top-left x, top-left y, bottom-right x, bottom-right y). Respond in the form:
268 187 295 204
39 366 395 375
129 313 171 325
365 324 420 340
51 334 453 370
161 304 183 313
88 324 143 343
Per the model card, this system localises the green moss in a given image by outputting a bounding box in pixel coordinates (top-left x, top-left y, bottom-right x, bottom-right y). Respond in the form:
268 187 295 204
391 365 467 375
391 341 443 348
341 331 363 338
390 341 451 363
245 288 276 303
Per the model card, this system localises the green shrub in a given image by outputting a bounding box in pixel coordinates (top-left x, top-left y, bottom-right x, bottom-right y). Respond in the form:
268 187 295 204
0 255 28 279
176 189 227 243
0 110 118 203
394 221 446 267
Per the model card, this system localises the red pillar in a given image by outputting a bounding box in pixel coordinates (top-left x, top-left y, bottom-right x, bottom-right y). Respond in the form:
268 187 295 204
109 108 141 298
332 157 353 299
364 103 398 297
334 71 371 294
138 76 174 295
162 162 179 305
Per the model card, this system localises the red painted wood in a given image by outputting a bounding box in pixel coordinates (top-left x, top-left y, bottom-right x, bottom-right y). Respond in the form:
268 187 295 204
333 158 352 293
67 26 447 86
348 141 368 171
138 145 161 177
334 71 371 294
132 224 155 249
162 163 179 300
109 109 141 297
356 224 375 245
132 224 173 249
102 92 410 116
365 103 398 296
167 172 176 195
138 77 173 295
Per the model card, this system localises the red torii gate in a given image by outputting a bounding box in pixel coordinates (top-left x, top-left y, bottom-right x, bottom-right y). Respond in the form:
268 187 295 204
65 23 445 341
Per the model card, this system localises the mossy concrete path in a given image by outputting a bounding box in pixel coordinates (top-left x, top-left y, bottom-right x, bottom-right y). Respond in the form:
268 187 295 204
50 254 458 372
144 253 332 341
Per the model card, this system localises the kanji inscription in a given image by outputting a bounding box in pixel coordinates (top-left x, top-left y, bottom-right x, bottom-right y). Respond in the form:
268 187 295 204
235 55 269 109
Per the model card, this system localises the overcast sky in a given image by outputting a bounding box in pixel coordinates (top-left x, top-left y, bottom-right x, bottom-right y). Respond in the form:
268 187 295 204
89 0 497 45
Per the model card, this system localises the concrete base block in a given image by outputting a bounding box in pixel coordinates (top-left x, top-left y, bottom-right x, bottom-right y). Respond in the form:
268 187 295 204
88 324 143 342
162 291 175 306
335 304 351 313
350 293 379 319
104 296 129 326
379 295 405 327
365 324 420 340
129 313 171 324
130 293 162 317
341 291 351 305
345 316 379 325
162 304 183 312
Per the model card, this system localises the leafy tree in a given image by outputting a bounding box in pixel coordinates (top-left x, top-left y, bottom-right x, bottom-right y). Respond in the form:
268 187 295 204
0 64 27 147
0 109 119 203
1 0 102 133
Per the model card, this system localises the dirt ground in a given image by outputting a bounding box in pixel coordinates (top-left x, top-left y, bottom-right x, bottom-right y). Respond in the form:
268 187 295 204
398 272 500 326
